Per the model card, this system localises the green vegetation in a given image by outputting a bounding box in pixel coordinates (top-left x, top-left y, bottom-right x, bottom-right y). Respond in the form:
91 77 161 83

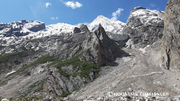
59 92 72 97
59 88 80 98
8 55 56 77
9 98 13 101
59 68 71 78
0 96 2 101
47 60 59 67
56 56 80 68
34 95 43 100
3 51 100 80
0 52 18 62
72 73 78 77
28 80 45 93
55 52 100 79
35 80 44 92
73 88 80 92
17 55 55 72
29 81 39 89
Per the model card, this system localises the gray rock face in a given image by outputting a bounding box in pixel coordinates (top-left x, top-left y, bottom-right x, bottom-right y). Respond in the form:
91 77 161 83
44 67 86 95
26 21 45 32
107 32 129 42
73 24 90 34
161 0 180 70
0 22 28 37
61 65 74 74
124 7 164 48
80 24 90 33
73 27 81 34
90 24 122 66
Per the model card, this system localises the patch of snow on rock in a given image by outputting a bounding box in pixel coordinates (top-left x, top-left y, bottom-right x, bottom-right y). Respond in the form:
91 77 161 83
6 70 16 76
139 45 150 53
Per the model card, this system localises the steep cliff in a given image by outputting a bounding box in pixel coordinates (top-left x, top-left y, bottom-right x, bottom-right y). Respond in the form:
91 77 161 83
161 0 180 70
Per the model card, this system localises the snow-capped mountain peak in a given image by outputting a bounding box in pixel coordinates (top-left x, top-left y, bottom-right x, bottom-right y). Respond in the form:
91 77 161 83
127 6 164 26
88 15 125 34
130 7 159 17
95 15 109 20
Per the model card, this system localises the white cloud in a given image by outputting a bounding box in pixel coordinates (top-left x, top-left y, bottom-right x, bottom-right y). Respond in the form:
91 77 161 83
46 2 52 8
64 1 82 9
111 8 124 21
150 4 155 8
51 17 58 20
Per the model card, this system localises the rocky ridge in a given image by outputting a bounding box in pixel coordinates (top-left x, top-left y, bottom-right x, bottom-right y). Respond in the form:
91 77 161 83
0 20 45 37
1 1 180 100
124 6 164 48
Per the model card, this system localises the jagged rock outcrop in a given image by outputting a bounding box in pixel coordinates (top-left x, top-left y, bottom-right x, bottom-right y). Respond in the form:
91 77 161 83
80 24 90 33
88 24 122 66
161 0 180 70
73 27 81 34
73 24 90 34
124 6 164 48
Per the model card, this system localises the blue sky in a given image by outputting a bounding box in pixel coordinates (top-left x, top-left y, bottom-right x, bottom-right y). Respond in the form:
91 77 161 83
0 0 168 25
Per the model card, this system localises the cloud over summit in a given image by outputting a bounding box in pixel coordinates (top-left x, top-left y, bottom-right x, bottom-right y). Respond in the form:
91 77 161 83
111 8 124 21
64 1 82 9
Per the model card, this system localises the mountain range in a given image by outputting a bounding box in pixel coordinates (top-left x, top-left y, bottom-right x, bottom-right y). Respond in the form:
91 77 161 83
0 0 180 100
